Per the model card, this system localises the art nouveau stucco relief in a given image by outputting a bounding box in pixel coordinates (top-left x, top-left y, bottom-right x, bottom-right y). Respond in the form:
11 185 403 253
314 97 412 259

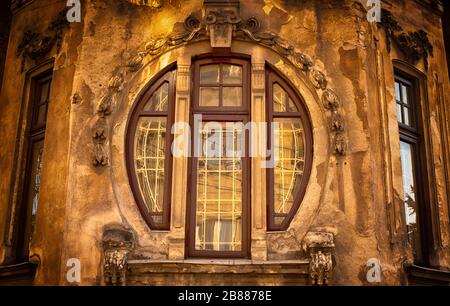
106 39 333 260
1 0 448 286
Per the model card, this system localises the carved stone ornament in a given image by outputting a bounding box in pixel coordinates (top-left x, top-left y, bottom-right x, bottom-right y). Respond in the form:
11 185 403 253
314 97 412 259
322 89 340 110
302 231 335 286
97 93 113 118
126 0 163 8
92 118 109 167
102 226 134 286
379 9 433 70
330 110 345 132
204 1 241 48
334 133 347 156
72 93 83 105
16 8 70 71
91 0 348 168
310 69 327 90
91 73 124 167
322 89 346 156
123 1 314 74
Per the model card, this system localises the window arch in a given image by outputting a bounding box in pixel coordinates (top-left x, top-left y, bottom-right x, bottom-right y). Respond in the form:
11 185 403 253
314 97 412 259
126 66 176 230
266 66 313 231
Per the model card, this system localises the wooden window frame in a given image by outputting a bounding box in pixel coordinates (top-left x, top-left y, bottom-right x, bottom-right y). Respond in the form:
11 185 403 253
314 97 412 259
126 65 177 231
15 70 52 262
192 57 249 114
395 70 434 267
266 65 313 232
186 56 251 258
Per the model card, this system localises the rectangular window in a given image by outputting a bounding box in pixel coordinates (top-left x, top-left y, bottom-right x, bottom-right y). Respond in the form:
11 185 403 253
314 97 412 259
16 71 52 261
395 75 429 266
188 58 250 258
195 121 244 252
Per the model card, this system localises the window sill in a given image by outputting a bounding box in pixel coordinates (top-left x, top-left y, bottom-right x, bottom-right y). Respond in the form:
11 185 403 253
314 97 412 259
0 262 38 286
127 259 309 265
406 265 450 286
126 259 310 286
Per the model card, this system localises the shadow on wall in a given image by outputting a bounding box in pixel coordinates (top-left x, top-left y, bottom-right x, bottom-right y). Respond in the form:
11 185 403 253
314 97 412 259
0 0 12 92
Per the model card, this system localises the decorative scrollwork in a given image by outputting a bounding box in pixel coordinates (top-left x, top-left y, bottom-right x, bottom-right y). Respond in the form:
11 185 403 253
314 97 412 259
379 9 433 70
184 15 202 32
16 8 69 71
93 0 348 169
205 9 241 25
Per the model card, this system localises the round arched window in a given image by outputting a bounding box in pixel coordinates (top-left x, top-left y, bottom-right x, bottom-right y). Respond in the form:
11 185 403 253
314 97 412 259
126 59 313 256
126 67 176 230
266 66 313 232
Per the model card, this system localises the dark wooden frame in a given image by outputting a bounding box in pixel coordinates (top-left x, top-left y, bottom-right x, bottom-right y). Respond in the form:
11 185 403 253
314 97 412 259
126 64 177 231
186 56 251 258
266 65 314 232
395 70 433 267
15 70 52 262
192 57 250 114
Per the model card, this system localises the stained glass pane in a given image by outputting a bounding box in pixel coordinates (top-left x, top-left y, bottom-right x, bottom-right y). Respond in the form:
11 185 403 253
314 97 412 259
134 117 167 224
195 122 243 251
143 82 169 112
273 118 305 226
222 64 242 84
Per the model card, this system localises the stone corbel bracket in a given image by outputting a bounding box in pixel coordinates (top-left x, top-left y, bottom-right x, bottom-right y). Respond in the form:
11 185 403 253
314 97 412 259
302 231 336 286
102 226 135 286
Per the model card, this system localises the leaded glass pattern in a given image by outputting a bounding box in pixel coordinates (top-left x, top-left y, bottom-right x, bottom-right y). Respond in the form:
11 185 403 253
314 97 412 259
129 70 176 229
268 79 310 230
273 118 305 226
195 122 243 252
135 117 167 225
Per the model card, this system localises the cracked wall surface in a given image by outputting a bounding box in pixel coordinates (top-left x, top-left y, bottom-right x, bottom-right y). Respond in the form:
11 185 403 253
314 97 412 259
0 0 449 285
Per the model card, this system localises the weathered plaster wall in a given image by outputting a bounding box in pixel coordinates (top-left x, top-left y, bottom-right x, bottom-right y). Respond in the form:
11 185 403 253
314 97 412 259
0 0 448 285
0 1 83 286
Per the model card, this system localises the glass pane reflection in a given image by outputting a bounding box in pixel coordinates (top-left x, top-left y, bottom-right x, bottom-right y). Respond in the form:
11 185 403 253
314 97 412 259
195 122 243 251
135 117 167 224
400 141 423 260
273 118 305 225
